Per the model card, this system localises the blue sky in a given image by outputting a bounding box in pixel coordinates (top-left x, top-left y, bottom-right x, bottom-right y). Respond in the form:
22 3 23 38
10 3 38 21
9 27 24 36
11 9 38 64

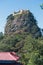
0 0 43 33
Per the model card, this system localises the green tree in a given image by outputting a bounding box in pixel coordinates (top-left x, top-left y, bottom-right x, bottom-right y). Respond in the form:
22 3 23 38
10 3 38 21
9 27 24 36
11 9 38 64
0 32 3 40
40 4 43 9
7 14 14 20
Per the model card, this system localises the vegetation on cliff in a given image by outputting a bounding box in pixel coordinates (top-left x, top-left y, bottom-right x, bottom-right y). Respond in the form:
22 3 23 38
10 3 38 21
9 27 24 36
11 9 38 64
0 10 43 65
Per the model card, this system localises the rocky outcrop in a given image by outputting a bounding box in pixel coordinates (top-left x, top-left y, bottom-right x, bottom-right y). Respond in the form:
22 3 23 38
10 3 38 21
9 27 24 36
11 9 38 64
5 10 42 38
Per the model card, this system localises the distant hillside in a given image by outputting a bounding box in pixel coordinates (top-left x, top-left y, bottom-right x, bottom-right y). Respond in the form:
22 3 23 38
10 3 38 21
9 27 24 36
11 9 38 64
5 10 42 38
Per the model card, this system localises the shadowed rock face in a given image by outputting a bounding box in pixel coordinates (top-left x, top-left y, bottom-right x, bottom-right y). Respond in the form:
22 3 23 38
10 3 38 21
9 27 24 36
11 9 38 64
5 10 41 38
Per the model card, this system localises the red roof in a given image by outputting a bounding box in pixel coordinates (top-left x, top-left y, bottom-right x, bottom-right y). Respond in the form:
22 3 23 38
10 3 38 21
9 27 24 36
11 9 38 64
0 52 19 61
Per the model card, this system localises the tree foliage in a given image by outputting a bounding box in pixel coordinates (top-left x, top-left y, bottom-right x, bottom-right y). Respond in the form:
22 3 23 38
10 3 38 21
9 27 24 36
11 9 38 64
0 10 43 65
0 32 4 40
40 4 43 9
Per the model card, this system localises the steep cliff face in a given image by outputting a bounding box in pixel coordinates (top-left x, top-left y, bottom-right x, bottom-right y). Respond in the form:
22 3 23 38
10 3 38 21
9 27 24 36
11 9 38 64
5 10 41 38
0 10 43 65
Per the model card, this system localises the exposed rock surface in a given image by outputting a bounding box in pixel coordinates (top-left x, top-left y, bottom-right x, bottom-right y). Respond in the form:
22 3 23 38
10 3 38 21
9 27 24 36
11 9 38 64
5 10 41 38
